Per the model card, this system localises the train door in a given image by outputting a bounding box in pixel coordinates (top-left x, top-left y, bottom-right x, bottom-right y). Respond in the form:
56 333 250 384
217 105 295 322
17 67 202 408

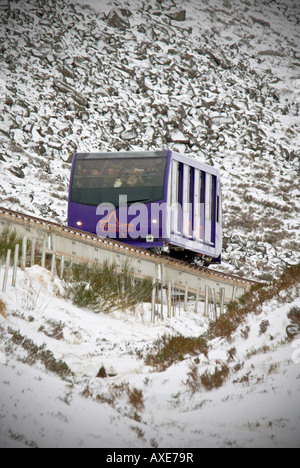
177 162 183 234
204 173 216 245
169 159 180 235
216 179 222 250
183 164 193 238
169 159 190 237
216 179 222 226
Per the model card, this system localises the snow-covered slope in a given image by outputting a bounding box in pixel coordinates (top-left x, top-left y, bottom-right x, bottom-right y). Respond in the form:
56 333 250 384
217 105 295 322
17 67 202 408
0 265 299 448
0 0 299 279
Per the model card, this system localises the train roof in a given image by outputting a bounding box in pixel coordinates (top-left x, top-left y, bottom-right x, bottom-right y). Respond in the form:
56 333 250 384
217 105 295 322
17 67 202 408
73 150 220 176
74 150 168 159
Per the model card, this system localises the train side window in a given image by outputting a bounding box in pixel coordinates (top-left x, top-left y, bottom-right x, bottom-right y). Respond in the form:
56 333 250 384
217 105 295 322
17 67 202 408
183 164 191 208
189 167 193 210
183 165 192 237
205 173 212 221
193 169 204 240
201 171 205 203
177 162 183 205
194 169 200 217
194 170 204 212
171 160 178 205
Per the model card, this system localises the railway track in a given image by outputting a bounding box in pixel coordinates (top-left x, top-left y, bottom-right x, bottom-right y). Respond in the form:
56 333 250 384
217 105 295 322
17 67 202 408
0 206 260 304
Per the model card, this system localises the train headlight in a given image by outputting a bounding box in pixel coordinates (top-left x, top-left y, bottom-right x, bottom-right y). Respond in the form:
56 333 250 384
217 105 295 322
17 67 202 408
152 219 158 224
76 221 83 227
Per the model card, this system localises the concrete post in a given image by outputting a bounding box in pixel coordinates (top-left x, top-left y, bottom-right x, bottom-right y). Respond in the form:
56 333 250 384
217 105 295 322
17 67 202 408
12 244 19 287
2 249 11 293
21 236 27 271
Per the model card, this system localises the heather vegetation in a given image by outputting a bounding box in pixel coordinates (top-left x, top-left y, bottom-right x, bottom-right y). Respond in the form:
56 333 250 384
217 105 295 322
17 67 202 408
0 228 23 261
0 299 6 318
145 264 300 391
207 263 300 341
145 335 209 371
63 260 153 314
8 328 73 380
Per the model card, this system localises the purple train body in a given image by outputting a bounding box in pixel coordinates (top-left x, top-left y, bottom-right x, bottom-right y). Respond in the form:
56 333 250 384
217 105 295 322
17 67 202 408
68 150 222 265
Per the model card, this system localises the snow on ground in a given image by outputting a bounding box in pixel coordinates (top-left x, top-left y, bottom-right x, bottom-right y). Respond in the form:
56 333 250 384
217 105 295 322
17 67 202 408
0 265 299 448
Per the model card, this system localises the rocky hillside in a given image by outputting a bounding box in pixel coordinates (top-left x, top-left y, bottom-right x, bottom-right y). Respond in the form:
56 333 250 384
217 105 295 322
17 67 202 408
0 0 299 280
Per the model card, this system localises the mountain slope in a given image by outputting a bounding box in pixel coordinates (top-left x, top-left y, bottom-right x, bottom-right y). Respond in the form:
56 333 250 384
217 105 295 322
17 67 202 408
0 0 299 279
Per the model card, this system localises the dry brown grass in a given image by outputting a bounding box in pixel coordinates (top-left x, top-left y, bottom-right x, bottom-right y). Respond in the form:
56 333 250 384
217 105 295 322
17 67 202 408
207 263 300 341
63 260 153 314
145 334 209 371
127 387 144 412
0 299 7 318
95 382 145 418
185 361 230 393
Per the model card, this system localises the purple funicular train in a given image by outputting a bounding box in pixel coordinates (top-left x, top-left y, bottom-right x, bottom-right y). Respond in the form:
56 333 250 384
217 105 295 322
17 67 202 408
68 149 222 265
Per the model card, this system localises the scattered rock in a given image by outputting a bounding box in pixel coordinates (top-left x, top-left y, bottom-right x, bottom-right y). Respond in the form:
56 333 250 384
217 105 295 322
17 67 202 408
106 9 131 29
166 9 186 22
168 131 190 145
9 165 26 179
72 91 88 107
119 8 133 18
250 16 271 28
96 366 107 378
121 129 138 141
48 139 63 150
58 65 75 79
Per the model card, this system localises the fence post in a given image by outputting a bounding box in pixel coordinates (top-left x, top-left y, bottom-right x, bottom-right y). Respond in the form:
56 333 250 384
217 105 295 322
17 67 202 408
51 252 56 275
60 255 65 279
209 288 213 319
184 283 188 312
220 287 225 315
167 281 171 319
51 234 56 275
172 280 175 317
21 236 27 271
160 282 164 320
232 285 237 302
30 238 36 267
160 263 165 320
194 287 199 314
2 249 11 293
204 285 209 317
212 288 216 319
151 280 156 324
12 244 19 287
155 281 159 318
41 239 46 269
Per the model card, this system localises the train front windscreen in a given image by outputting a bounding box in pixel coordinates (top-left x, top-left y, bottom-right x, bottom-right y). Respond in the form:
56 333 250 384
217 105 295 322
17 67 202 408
71 155 168 207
